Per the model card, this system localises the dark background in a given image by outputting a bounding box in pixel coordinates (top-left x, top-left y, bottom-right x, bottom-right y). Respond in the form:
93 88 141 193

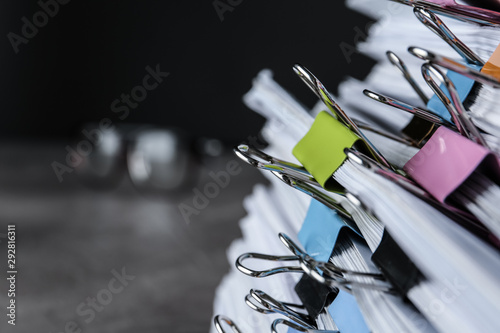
0 0 374 142
0 1 376 332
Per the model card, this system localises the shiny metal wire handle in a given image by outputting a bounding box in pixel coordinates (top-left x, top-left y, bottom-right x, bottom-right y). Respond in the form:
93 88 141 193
363 89 455 129
236 252 303 278
277 233 373 278
271 171 352 220
409 46 500 88
386 51 430 104
236 235 388 281
414 7 484 66
234 144 353 220
293 64 394 171
234 144 316 185
278 233 395 294
421 62 490 148
245 289 315 329
303 261 396 294
237 233 394 293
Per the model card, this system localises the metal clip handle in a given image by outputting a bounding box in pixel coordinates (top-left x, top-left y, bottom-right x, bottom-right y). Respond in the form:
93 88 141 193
409 46 500 88
214 315 244 333
363 89 455 129
271 172 351 219
234 144 316 185
234 145 354 220
246 289 315 329
421 62 489 148
293 64 394 171
235 252 303 278
386 51 430 104
278 233 394 294
414 7 484 66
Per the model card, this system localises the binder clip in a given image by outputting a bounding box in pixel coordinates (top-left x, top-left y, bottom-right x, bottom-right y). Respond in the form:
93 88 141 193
413 7 485 66
363 54 491 146
391 0 500 26
408 47 500 88
368 51 437 146
363 9 489 145
245 289 317 329
421 62 490 147
236 233 394 294
292 111 366 191
233 144 352 220
363 89 448 146
214 315 243 333
293 64 394 170
294 274 339 321
403 124 500 240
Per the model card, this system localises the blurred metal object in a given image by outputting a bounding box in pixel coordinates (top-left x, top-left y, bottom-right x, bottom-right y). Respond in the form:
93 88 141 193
413 8 484 66
408 46 500 88
293 63 394 171
363 89 454 128
127 128 197 191
74 124 127 189
75 124 200 192
421 62 490 148
197 137 224 157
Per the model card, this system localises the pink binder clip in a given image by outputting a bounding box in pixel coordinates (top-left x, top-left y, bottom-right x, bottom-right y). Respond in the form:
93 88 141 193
403 126 500 203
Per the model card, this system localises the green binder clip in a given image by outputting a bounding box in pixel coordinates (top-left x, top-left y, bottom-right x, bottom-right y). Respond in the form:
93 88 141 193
293 64 393 171
292 111 362 191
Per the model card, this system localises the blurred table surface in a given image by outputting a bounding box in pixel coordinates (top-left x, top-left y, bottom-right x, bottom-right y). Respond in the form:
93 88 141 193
0 141 265 332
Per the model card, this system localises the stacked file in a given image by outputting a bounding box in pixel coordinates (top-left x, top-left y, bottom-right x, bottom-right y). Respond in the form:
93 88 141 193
211 1 500 332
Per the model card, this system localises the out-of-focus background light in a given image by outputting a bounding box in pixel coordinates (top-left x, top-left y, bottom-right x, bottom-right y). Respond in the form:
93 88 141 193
0 1 373 332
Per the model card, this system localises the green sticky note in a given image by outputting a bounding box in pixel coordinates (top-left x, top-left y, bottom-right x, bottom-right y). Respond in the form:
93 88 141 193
293 111 360 190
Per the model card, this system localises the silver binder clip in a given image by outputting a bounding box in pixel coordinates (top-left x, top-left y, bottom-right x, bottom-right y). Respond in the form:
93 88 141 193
245 289 316 329
293 64 394 170
236 233 394 294
421 62 490 148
